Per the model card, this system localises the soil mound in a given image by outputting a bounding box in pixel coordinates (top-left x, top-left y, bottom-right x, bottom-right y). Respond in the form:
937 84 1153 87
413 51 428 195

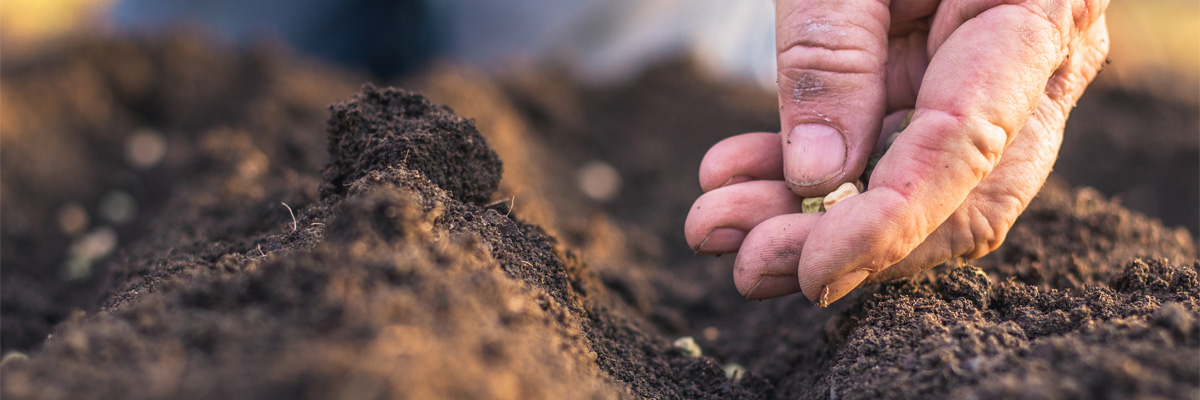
321 84 502 204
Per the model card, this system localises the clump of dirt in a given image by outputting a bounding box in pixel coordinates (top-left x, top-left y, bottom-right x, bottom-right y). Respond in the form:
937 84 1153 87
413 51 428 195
1 35 1197 400
321 84 502 204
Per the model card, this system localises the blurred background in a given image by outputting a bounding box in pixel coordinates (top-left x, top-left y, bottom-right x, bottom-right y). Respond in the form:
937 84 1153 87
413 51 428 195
2 0 781 85
1 0 1197 353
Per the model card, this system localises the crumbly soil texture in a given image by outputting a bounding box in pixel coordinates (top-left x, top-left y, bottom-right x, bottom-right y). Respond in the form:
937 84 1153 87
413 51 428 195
2 35 1198 399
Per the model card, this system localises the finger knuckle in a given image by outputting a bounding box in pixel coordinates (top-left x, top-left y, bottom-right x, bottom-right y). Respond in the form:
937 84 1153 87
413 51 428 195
962 193 1021 259
1073 0 1108 29
776 14 884 78
922 110 1006 182
776 40 878 77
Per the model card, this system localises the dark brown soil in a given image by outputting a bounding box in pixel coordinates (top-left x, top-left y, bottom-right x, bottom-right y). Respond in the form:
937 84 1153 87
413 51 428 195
0 33 362 352
2 35 1197 399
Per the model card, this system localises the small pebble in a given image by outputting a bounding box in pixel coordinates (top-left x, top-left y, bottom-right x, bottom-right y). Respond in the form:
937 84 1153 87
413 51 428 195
672 336 702 358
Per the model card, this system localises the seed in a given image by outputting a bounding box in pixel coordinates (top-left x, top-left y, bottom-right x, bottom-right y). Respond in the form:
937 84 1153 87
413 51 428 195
724 363 746 381
672 336 702 358
802 196 825 213
822 182 860 210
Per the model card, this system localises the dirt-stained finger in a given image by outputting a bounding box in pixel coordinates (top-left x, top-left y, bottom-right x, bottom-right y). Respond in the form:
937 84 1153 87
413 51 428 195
872 14 1111 283
699 132 784 192
733 213 822 299
775 0 890 197
685 181 805 254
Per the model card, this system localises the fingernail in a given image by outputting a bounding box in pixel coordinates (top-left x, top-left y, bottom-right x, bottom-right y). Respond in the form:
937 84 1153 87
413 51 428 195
743 275 801 300
785 124 846 187
720 175 752 188
695 228 746 254
817 269 870 307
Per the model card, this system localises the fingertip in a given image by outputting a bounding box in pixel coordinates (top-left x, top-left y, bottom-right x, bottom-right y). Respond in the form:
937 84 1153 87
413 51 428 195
814 269 870 307
684 181 804 252
794 188 911 302
699 133 784 192
694 228 747 255
731 213 821 299
739 275 802 300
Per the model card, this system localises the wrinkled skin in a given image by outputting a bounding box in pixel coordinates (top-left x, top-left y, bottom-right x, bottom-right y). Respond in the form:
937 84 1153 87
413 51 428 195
685 0 1110 305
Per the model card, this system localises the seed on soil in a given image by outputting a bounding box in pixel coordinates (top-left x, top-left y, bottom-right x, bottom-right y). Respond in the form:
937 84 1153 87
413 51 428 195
672 336 702 358
723 363 746 381
823 182 860 210
802 196 825 213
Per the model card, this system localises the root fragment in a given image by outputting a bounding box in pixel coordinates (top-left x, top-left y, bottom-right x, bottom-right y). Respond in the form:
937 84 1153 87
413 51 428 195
281 202 297 232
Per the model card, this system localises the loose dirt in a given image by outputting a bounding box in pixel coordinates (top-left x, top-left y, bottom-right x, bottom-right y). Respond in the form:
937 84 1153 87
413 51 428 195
1 35 1197 399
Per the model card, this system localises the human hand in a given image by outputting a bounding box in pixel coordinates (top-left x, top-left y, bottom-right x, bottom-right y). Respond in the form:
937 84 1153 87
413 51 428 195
684 0 1109 305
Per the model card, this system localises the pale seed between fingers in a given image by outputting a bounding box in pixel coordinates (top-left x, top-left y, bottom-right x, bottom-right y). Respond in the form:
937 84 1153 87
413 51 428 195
801 196 825 213
822 182 860 210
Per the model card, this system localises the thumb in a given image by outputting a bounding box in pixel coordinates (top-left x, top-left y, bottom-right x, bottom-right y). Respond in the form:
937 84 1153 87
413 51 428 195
776 0 890 196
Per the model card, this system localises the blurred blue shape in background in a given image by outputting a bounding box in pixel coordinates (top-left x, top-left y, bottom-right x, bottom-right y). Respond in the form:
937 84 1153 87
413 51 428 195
109 0 776 85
